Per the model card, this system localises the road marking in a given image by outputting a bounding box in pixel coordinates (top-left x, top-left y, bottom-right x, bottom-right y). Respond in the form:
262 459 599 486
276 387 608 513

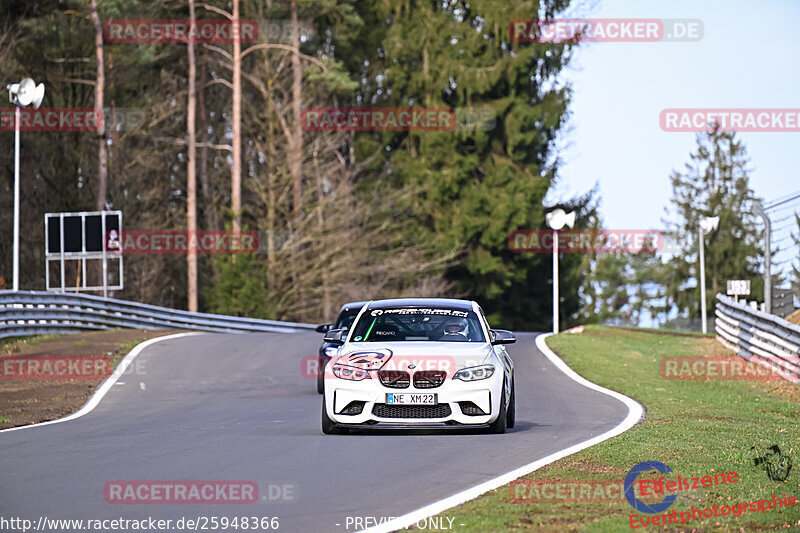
358 332 645 533
0 332 204 434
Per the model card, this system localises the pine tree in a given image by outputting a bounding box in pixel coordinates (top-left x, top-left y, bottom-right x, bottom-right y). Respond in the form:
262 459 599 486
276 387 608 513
657 127 768 325
791 214 800 298
357 0 584 328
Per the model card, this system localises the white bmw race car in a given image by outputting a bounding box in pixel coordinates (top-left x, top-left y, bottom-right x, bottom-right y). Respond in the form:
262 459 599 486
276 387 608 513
321 298 516 434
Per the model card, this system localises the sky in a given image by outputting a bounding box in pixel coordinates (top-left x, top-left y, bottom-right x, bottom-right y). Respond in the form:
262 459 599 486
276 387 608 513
550 0 800 280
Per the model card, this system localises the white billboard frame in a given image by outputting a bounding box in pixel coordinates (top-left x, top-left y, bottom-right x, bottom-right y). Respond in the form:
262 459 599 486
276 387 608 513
44 210 123 297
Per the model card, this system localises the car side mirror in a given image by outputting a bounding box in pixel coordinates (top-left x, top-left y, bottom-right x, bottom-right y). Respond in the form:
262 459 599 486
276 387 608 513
490 329 516 345
316 323 332 333
323 328 346 345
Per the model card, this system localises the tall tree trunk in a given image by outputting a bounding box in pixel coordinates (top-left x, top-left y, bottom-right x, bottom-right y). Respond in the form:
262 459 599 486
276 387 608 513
90 0 108 293
198 51 216 231
91 0 107 211
290 1 303 216
231 0 242 232
313 138 331 320
290 0 304 318
187 0 198 312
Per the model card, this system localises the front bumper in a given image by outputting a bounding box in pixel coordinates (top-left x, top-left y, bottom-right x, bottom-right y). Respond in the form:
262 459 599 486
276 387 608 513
324 370 503 427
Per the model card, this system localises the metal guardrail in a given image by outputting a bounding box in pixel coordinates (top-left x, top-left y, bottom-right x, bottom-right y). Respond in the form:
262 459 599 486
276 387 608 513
715 293 800 384
772 288 795 319
0 290 316 339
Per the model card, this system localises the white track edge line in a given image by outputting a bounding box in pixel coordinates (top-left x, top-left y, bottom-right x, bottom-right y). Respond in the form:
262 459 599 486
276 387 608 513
0 332 204 434
358 332 645 533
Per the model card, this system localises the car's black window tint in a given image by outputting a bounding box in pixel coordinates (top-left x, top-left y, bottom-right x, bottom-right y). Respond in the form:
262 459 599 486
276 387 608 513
335 308 361 330
349 307 485 342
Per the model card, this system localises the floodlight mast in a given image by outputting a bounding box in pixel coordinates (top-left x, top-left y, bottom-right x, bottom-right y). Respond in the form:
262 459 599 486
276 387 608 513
546 209 576 334
698 215 719 334
752 204 771 314
7 78 45 291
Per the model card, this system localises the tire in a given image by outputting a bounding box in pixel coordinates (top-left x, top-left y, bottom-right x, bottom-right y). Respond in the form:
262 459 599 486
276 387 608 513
322 394 347 435
316 357 325 394
488 378 507 434
506 374 516 429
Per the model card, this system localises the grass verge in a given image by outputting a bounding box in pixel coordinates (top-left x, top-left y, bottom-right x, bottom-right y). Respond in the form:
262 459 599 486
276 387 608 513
422 325 800 532
0 329 178 429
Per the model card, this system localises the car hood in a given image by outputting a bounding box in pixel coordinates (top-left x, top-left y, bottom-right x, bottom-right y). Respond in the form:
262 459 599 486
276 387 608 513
335 342 493 373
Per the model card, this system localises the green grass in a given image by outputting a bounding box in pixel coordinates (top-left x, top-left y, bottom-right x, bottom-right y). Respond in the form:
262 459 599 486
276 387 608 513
421 325 800 532
0 334 59 351
0 417 9 423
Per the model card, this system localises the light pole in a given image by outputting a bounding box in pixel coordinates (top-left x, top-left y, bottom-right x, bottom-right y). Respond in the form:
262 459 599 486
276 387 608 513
546 208 576 334
753 203 771 314
698 215 719 334
6 78 45 291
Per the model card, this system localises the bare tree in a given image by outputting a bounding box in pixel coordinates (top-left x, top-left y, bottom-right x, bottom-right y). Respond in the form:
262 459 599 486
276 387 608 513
187 0 199 312
290 1 302 217
231 0 242 232
90 0 107 211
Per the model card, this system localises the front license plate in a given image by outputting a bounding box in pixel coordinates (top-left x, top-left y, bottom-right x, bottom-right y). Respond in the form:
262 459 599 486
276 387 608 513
386 393 437 405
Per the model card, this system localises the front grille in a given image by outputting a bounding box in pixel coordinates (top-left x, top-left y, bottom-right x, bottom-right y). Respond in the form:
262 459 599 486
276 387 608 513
372 403 452 419
378 370 410 388
413 370 446 388
338 401 365 415
458 401 487 416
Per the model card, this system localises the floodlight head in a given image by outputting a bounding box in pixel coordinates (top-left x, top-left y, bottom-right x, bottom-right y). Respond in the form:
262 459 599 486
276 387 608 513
30 83 45 109
7 83 20 104
16 78 35 106
8 78 44 108
546 208 576 231
699 216 719 235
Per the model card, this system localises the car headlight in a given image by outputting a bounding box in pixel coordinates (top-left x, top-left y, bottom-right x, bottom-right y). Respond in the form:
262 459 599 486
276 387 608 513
323 346 339 357
453 364 495 381
332 363 371 381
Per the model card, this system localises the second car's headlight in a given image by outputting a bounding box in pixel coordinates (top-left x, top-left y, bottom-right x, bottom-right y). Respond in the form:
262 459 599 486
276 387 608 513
323 346 339 357
332 363 371 381
453 364 495 381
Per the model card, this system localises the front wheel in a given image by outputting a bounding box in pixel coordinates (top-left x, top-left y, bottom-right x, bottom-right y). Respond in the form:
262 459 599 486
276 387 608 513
321 394 347 435
488 380 507 434
316 357 325 394
506 374 516 429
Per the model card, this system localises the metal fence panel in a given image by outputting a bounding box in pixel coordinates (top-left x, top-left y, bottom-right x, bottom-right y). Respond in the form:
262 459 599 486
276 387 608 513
714 293 800 384
0 290 316 339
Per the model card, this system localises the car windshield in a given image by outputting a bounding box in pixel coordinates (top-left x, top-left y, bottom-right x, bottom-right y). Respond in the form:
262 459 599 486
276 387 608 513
334 307 362 331
348 307 485 342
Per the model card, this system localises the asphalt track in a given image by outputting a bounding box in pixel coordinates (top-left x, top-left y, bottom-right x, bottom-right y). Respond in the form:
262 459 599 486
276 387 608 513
0 331 631 533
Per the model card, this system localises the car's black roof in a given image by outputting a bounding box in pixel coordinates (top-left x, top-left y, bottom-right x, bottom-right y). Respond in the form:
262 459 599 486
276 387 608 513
365 298 475 311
